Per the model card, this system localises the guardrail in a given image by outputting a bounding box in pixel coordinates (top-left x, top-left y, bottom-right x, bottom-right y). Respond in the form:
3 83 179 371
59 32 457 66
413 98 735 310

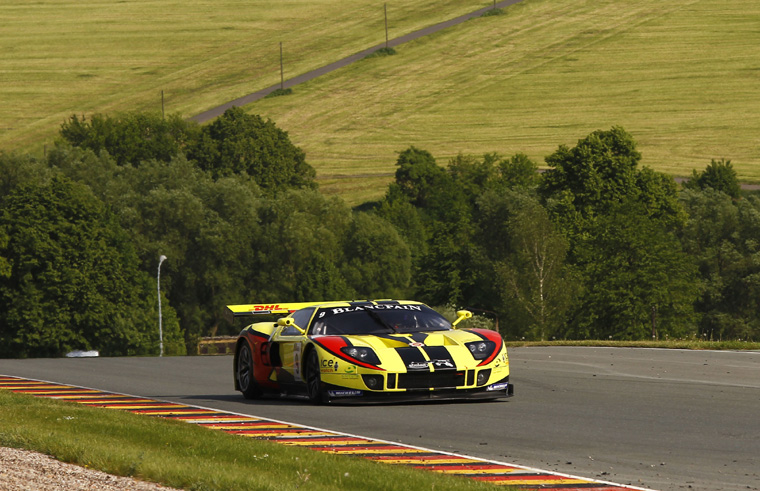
197 336 237 355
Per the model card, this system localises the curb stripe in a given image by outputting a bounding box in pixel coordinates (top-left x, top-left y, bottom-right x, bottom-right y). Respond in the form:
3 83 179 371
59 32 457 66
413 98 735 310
0 375 650 490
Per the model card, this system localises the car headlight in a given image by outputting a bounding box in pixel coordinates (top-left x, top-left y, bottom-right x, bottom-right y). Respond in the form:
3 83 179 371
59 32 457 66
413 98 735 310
341 346 381 365
466 340 496 360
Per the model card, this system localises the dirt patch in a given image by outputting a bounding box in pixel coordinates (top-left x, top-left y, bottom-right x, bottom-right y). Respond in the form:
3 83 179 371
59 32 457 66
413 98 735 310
0 447 180 491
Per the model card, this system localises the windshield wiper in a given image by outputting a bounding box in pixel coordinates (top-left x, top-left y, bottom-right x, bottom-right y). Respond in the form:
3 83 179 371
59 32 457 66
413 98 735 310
363 309 396 333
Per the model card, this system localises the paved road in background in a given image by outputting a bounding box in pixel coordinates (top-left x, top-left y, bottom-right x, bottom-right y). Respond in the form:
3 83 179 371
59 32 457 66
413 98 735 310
191 0 524 123
2 347 758 490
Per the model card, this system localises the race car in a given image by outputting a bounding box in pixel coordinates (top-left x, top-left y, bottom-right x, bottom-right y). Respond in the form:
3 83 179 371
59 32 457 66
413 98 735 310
227 300 513 404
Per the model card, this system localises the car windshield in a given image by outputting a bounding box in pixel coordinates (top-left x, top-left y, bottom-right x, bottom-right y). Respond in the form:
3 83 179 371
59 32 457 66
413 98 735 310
309 304 452 336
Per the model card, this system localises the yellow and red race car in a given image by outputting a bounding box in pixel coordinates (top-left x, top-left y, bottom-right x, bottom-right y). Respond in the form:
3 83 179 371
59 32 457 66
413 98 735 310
227 300 513 403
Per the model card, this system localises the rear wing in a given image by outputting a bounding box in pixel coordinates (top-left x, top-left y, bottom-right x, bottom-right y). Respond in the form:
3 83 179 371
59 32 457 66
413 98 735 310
224 301 343 324
224 299 403 324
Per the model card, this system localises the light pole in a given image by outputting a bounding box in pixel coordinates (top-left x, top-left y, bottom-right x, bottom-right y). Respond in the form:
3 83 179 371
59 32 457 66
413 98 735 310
157 255 167 357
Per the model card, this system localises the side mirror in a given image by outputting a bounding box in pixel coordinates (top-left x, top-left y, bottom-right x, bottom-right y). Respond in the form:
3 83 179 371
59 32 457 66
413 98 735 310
277 317 306 335
452 310 472 328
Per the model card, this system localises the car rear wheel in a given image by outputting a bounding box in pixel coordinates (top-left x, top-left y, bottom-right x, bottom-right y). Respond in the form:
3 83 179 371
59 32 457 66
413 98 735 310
237 343 262 399
305 349 324 404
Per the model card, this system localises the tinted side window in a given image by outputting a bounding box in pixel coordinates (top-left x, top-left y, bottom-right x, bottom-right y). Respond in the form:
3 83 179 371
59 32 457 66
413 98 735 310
287 307 315 335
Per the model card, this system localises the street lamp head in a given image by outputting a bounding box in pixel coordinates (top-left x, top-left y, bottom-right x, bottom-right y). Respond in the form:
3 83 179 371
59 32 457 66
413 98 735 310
159 255 167 263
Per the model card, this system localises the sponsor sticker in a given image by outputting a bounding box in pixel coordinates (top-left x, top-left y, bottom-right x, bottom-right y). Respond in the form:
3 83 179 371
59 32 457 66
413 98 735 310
252 304 282 312
293 343 302 382
321 359 339 373
323 305 423 316
407 359 455 369
327 389 363 398
487 382 509 391
432 359 454 368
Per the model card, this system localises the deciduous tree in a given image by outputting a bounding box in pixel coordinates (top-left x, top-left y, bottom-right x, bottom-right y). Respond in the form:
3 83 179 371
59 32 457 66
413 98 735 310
59 112 198 167
0 177 184 357
188 107 316 191
684 158 741 199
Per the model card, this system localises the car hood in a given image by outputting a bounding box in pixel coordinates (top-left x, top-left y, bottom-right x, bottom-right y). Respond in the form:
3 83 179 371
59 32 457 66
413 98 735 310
312 328 503 371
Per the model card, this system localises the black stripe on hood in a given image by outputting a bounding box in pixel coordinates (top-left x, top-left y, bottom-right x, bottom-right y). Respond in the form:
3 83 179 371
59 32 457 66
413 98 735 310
396 347 429 371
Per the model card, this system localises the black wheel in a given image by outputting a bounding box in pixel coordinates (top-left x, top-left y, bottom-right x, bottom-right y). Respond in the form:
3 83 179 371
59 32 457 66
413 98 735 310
237 343 262 399
305 349 324 404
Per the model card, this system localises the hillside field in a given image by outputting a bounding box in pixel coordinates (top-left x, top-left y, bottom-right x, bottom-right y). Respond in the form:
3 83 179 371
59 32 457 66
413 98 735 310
0 0 481 152
249 0 760 202
3 0 759 203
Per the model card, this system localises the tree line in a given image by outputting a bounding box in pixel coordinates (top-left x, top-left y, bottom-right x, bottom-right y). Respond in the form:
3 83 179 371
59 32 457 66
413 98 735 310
1 108 757 357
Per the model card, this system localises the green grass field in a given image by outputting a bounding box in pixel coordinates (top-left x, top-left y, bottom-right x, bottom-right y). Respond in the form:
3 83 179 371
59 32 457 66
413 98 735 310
4 0 760 204
249 0 760 202
0 390 493 490
0 0 486 153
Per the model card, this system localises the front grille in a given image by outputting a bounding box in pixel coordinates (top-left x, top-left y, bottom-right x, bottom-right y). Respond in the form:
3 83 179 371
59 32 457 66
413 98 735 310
397 371 465 389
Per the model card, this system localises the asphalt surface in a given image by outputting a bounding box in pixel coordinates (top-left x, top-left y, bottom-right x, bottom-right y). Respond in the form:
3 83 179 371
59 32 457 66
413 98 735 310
1 347 758 491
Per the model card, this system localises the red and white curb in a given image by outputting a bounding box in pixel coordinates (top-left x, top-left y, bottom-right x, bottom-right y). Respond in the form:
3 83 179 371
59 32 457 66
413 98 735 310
0 375 652 490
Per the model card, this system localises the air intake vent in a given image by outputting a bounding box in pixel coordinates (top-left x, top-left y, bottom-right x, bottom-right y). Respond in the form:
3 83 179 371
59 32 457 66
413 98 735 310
398 371 465 389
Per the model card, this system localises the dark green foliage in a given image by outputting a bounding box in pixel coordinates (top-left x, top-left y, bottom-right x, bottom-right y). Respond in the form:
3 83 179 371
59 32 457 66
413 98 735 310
541 126 642 220
341 213 411 299
0 226 9 279
493 153 540 191
680 189 760 340
0 176 184 357
481 7 504 17
251 190 412 303
5 113 759 353
568 201 700 340
540 127 685 250
538 128 697 339
485 193 580 340
684 158 741 199
265 88 293 98
250 189 354 303
392 146 446 208
59 112 199 167
44 140 413 349
375 194 428 262
414 219 475 306
106 157 266 343
0 152 52 280
0 152 52 197
187 107 316 191
365 47 397 58
379 148 547 327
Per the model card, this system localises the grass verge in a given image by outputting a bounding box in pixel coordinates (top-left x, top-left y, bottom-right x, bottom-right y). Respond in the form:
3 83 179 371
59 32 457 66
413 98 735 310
0 390 492 491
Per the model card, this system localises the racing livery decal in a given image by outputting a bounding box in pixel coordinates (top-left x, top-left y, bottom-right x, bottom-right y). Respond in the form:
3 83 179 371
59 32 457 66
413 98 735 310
230 300 513 403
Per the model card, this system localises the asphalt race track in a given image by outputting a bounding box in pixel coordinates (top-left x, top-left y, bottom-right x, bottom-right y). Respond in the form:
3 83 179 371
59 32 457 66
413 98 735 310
1 347 758 491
